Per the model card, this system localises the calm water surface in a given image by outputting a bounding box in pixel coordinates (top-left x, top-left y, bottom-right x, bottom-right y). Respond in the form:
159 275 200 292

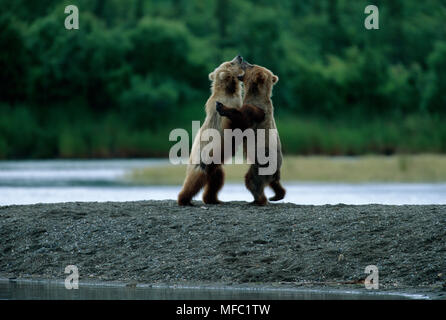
0 279 429 300
0 159 445 206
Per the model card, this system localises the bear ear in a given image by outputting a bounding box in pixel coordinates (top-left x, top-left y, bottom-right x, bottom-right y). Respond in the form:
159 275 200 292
208 72 215 81
272 75 279 84
218 71 228 81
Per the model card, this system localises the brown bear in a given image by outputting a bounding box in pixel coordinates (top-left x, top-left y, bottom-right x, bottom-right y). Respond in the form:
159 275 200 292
178 56 245 206
215 101 265 159
240 61 286 206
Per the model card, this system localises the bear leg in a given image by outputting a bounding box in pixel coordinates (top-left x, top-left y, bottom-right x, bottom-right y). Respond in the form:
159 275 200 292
245 165 268 206
178 169 207 206
269 180 286 201
202 165 224 204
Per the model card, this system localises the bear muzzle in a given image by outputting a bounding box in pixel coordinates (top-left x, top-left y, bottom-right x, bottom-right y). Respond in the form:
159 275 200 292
232 55 243 65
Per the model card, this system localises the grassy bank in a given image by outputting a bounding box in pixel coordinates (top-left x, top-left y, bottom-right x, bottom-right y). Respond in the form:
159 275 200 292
278 115 446 155
128 154 446 185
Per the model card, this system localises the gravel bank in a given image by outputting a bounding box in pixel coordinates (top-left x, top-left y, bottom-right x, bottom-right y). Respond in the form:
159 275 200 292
0 201 445 296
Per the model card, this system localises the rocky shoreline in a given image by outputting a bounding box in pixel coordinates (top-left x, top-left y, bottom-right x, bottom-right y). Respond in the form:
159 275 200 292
1 201 445 298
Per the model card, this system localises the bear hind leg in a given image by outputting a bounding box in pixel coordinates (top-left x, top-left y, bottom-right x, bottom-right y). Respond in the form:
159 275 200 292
178 169 207 206
245 165 268 206
269 180 286 201
202 165 224 204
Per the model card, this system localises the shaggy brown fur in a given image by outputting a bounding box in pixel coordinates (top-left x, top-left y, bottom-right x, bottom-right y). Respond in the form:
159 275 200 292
240 62 286 206
215 101 265 131
215 101 266 159
178 56 245 206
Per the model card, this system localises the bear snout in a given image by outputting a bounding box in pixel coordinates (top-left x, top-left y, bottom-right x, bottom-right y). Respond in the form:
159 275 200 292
232 55 243 65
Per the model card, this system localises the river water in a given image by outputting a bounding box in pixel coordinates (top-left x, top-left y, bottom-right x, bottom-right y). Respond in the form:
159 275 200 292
0 159 445 206
0 279 429 300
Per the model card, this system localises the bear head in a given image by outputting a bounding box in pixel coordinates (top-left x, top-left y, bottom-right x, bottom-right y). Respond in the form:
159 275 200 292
208 55 245 96
240 61 279 98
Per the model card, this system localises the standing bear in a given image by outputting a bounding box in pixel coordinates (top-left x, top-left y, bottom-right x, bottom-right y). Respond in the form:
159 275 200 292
178 56 245 206
240 61 286 205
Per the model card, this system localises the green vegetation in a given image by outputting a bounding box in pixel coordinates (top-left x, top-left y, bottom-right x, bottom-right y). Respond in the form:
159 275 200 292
1 0 446 159
129 155 446 185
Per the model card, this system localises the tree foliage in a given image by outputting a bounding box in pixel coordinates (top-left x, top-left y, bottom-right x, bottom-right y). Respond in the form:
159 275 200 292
0 0 445 158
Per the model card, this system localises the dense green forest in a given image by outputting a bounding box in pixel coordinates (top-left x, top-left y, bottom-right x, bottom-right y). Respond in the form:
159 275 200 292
0 0 445 159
